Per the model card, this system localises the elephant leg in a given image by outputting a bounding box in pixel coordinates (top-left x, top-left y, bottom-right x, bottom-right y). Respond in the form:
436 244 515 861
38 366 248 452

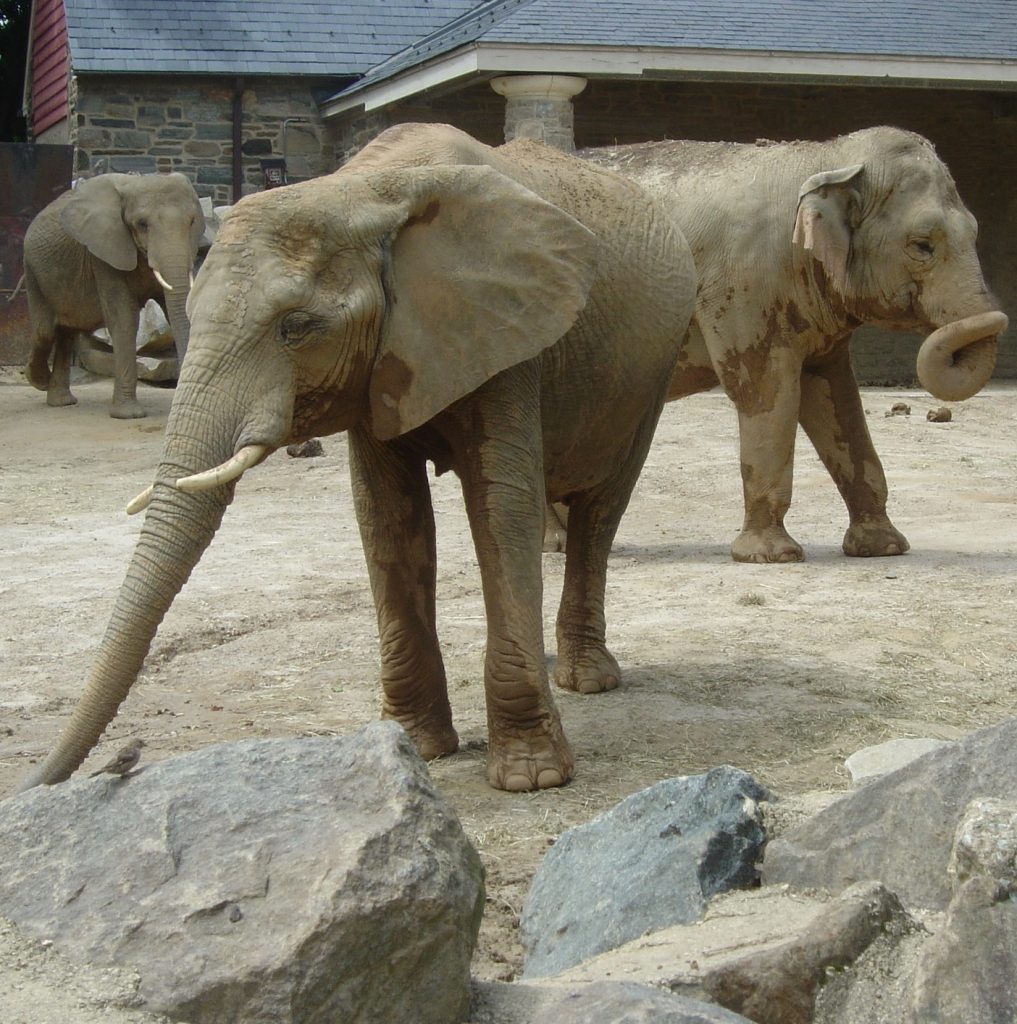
553 402 663 694
727 355 804 563
95 269 145 419
347 427 458 761
448 376 573 791
799 345 909 558
45 327 78 407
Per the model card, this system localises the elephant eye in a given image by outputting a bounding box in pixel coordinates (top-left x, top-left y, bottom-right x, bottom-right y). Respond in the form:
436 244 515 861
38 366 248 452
908 238 935 261
137 218 149 231
279 311 322 348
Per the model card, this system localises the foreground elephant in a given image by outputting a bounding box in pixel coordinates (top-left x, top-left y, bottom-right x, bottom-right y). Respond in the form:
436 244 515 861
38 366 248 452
23 172 206 418
18 123 695 793
583 127 1008 562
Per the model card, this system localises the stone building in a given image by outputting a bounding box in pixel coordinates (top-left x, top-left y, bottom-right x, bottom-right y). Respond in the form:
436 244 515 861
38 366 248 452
14 0 1017 379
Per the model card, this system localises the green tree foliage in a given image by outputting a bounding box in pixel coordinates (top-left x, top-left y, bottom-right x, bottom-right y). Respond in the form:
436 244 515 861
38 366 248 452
0 0 30 141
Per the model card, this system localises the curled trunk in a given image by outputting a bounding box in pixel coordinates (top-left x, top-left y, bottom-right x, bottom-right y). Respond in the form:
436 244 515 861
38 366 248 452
916 311 1009 402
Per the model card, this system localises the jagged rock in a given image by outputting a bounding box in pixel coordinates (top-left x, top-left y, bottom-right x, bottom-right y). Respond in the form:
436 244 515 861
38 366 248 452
554 883 914 1024
468 979 756 1024
764 718 1017 909
845 738 952 787
702 882 912 1024
906 875 1017 1024
286 438 325 458
0 723 484 1024
949 797 1017 889
520 766 770 978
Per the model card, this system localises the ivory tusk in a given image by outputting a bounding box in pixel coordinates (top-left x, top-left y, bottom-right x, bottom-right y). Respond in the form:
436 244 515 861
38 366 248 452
189 271 195 288
174 444 269 493
153 269 174 292
125 484 154 516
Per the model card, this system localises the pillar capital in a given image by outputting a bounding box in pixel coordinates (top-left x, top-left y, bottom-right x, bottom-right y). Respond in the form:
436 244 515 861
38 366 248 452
490 75 588 101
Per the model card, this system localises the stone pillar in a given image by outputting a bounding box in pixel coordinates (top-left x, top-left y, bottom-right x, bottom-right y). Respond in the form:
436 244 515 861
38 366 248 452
490 75 588 152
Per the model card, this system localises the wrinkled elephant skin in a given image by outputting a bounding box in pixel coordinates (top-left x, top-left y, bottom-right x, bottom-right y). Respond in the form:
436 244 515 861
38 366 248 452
23 172 206 418
18 124 696 794
585 126 1008 563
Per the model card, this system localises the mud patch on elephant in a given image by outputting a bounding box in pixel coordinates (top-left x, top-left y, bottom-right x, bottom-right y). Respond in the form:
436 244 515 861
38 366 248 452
3 375 1017 991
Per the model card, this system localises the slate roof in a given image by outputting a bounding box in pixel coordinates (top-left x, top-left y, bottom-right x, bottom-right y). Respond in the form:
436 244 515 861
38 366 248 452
346 0 1017 95
63 0 483 75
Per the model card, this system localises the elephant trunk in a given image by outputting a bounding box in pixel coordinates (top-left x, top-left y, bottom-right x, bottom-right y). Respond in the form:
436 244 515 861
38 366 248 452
148 249 195 364
16 403 237 790
916 310 1008 402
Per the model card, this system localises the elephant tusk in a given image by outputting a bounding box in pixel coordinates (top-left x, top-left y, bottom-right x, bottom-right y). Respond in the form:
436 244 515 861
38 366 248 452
126 484 154 516
189 271 195 289
174 444 270 493
153 269 174 292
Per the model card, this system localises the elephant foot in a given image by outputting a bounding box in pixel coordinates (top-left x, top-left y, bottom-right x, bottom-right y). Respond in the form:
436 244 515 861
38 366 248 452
385 711 459 761
46 389 77 408
110 398 147 420
25 358 51 391
731 525 804 564
487 716 574 791
843 519 910 558
554 645 621 694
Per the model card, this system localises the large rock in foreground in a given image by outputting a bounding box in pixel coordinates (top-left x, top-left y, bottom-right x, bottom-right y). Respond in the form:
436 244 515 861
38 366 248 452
0 724 484 1024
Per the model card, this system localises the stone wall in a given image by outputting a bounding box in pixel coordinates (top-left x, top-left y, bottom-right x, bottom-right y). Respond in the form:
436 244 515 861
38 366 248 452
71 75 338 202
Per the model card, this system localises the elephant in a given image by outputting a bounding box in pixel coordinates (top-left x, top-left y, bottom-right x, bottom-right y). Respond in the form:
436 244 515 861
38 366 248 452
17 123 696 794
23 171 206 419
574 126 1008 563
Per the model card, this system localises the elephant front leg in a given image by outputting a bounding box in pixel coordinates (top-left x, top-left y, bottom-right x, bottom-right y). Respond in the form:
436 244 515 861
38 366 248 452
727 357 805 563
348 429 458 761
450 384 573 791
799 346 909 558
95 268 145 419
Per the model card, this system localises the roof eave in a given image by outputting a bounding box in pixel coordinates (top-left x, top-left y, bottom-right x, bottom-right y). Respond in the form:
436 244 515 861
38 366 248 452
321 43 1017 118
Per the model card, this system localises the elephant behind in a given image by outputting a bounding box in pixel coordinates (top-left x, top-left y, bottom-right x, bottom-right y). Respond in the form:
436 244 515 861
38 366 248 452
23 171 206 419
583 127 1008 563
18 123 696 794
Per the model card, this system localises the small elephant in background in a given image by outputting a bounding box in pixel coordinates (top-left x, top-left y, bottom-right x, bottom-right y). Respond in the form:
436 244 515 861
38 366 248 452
23 172 206 419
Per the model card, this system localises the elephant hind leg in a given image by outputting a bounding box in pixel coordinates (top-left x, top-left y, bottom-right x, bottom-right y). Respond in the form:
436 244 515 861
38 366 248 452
27 325 78 406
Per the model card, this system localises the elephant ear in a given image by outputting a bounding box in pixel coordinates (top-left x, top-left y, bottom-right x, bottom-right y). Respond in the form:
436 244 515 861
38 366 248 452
367 164 598 441
792 164 864 291
60 175 138 272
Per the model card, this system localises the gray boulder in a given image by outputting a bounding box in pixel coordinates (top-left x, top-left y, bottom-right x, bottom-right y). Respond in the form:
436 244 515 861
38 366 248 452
906 875 1017 1024
764 717 1017 909
520 766 770 978
469 979 756 1024
0 723 484 1024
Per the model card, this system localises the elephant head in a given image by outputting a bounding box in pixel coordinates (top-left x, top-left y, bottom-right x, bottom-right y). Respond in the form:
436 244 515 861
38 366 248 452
18 161 596 789
60 172 206 362
792 130 1007 401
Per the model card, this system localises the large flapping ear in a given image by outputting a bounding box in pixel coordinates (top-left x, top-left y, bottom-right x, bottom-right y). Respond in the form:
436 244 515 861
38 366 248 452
792 164 864 292
60 175 138 272
368 164 598 441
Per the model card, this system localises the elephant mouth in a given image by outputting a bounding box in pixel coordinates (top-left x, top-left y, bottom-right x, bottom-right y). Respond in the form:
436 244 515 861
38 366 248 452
916 310 1009 403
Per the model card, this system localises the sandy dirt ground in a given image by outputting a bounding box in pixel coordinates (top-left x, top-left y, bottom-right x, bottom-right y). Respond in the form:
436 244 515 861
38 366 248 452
2 367 1017 1005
